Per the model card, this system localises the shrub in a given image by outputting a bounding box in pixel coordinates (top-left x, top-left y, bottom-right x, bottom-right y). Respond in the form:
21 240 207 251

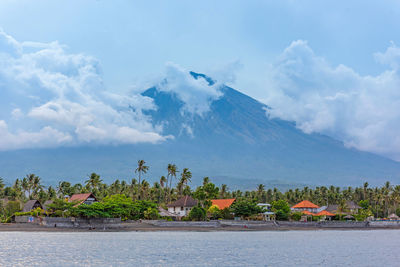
144 207 159 220
207 205 221 220
231 200 263 218
189 206 206 221
290 212 303 221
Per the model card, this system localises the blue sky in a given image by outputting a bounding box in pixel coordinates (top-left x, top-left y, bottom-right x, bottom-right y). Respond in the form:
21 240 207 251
1 0 399 93
0 0 400 160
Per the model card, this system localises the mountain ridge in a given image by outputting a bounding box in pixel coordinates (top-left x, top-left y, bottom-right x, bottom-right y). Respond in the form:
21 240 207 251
0 72 399 188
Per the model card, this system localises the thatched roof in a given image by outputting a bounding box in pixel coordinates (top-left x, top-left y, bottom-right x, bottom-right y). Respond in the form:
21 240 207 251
23 200 42 212
167 196 197 207
326 201 361 214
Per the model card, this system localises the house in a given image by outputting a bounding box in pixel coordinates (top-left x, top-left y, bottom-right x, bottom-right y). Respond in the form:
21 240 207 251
22 200 42 212
315 210 335 221
257 203 275 221
325 201 361 215
69 193 98 206
158 207 179 219
291 200 320 213
211 198 236 210
167 195 198 217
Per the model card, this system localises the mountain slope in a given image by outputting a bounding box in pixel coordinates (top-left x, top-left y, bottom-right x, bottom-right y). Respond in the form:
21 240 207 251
0 72 399 188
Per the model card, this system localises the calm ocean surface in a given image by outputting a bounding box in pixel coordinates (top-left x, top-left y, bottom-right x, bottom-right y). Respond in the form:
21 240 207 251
0 230 399 266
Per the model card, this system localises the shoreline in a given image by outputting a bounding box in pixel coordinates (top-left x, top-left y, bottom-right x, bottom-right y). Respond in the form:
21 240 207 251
1 223 400 232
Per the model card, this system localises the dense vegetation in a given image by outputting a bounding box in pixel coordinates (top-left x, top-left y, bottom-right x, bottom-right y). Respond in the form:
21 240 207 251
1 160 400 222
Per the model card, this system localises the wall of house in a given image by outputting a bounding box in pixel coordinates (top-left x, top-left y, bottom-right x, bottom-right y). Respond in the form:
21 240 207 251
167 206 192 217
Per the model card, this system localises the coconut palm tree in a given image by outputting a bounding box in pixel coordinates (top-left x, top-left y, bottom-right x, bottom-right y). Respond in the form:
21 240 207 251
85 173 103 193
220 184 228 199
135 160 149 200
180 168 192 187
167 164 178 202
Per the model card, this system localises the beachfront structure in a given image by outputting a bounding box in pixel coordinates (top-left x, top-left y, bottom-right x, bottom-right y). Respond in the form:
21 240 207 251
69 193 98 206
22 200 42 212
211 199 236 210
325 201 361 215
167 195 198 217
388 213 399 220
291 200 320 213
257 203 275 221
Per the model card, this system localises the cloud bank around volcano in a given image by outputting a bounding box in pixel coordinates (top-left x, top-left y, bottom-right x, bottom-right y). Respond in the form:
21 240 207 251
265 40 400 161
0 30 170 150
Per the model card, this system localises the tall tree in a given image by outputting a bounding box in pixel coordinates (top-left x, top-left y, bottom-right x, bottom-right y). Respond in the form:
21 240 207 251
135 160 149 200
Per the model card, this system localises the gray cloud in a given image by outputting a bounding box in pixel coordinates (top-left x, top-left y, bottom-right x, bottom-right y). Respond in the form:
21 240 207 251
0 30 169 150
264 40 400 161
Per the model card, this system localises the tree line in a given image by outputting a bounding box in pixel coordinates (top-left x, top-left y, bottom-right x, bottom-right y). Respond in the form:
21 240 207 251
1 160 400 220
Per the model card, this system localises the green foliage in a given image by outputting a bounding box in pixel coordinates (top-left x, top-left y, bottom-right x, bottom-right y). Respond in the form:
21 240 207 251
359 200 370 210
271 200 290 220
5 201 21 216
193 181 219 207
144 207 159 220
290 212 303 221
188 206 206 221
220 207 234 220
68 195 159 220
207 205 222 220
231 200 263 218
47 199 76 212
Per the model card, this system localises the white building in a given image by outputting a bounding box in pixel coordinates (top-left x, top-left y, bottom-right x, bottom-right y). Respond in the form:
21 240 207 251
167 195 198 217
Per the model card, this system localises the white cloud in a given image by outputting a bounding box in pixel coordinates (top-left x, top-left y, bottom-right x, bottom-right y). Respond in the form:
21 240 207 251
156 62 223 116
264 40 400 161
0 30 169 150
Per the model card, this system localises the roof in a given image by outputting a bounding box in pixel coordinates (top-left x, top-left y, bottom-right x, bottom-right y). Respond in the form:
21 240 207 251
23 200 42 212
301 210 314 215
69 193 97 205
211 199 236 210
292 200 320 209
326 201 361 213
158 207 178 217
388 213 399 219
346 201 361 209
315 210 335 216
167 196 198 207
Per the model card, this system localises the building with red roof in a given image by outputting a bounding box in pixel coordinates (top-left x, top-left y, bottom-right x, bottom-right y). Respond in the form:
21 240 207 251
69 193 98 206
291 200 320 213
211 199 236 210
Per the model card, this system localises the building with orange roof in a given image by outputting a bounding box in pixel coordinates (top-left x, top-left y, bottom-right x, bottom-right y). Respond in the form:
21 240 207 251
69 193 98 206
315 210 335 217
211 199 236 210
291 200 320 213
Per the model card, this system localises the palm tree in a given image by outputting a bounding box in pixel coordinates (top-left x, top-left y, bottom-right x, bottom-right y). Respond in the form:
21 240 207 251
180 168 192 187
85 173 102 193
31 176 44 199
337 199 348 219
160 176 167 202
257 184 265 201
135 160 149 199
220 184 228 198
167 164 178 202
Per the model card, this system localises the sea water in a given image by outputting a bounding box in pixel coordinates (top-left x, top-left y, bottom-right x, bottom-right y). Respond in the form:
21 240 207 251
0 230 399 266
